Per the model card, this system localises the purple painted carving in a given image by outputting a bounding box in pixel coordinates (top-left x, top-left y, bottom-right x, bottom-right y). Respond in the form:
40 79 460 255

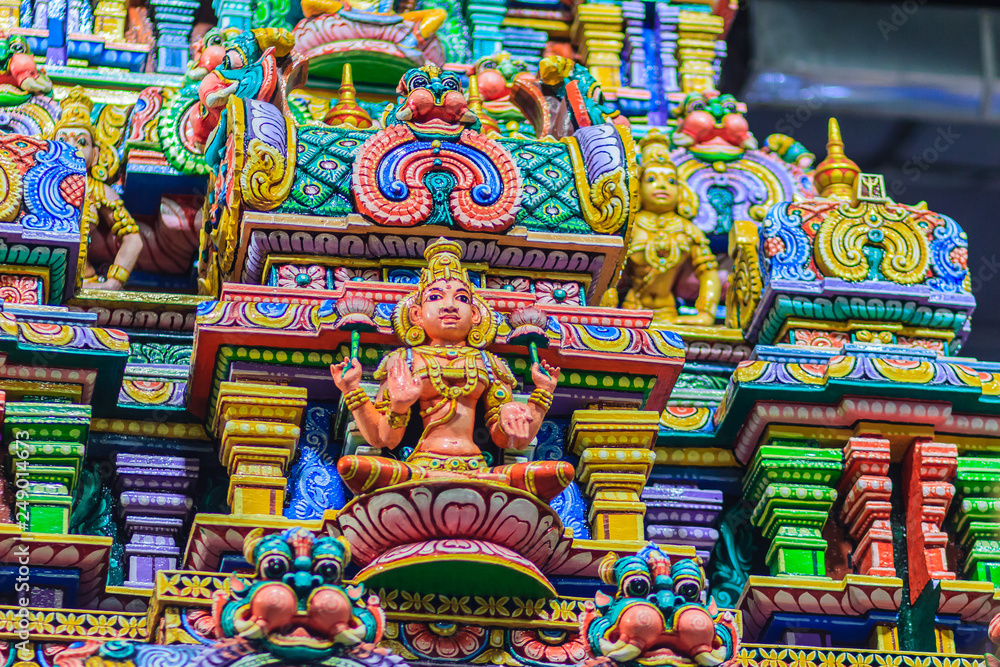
114 453 199 587
643 483 724 562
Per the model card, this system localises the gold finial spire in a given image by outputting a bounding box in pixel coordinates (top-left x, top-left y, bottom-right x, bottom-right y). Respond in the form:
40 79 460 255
467 74 500 135
813 117 860 200
324 64 373 129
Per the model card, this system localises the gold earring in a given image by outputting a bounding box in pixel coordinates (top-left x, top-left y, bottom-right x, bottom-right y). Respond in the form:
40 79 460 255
405 325 425 346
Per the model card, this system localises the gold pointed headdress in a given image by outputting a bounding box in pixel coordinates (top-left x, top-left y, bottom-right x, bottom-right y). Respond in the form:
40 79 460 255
51 86 119 182
637 129 697 218
638 129 675 177
393 238 497 348
52 87 96 137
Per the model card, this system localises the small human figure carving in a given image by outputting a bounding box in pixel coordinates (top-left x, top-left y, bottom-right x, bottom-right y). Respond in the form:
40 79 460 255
332 238 573 502
52 87 142 291
623 130 721 326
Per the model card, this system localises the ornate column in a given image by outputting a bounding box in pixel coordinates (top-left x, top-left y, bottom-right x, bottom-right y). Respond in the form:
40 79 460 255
213 382 307 516
150 0 199 73
467 0 505 60
675 8 723 93
4 402 90 534
952 455 1000 586
745 443 843 576
212 0 251 31
838 435 895 577
92 0 126 41
114 453 199 587
902 439 957 594
569 410 658 541
571 1 623 92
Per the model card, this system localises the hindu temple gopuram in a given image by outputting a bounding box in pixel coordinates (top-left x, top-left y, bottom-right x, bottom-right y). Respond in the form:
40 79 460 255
0 0 996 665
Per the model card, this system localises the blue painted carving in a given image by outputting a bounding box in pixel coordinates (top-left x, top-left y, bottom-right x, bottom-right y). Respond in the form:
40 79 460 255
550 479 590 539
284 405 347 519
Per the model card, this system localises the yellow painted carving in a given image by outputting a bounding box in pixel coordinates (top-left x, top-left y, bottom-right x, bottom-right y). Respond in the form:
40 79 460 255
242 135 297 212
0 150 21 222
725 220 762 330
562 126 634 235
814 201 928 284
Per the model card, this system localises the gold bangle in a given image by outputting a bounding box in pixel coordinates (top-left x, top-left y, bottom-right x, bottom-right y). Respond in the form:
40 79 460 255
528 388 553 410
344 388 369 411
386 410 410 430
106 264 130 284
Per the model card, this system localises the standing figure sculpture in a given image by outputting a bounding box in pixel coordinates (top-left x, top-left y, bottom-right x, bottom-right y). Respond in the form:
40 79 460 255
332 239 573 502
623 131 721 326
52 87 142 291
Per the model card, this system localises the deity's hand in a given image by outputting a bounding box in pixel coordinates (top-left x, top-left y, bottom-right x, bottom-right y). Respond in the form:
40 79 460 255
331 358 363 392
498 401 532 448
531 360 560 393
82 276 122 290
387 355 422 413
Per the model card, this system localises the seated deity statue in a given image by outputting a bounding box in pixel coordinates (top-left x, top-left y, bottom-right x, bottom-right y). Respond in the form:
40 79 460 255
332 239 573 502
300 0 446 56
622 130 721 326
51 88 143 291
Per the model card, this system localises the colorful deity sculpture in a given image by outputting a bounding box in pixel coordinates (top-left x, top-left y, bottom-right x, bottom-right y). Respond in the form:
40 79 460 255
51 88 142 291
581 545 739 667
0 33 52 104
332 238 573 501
622 131 721 326
473 52 534 136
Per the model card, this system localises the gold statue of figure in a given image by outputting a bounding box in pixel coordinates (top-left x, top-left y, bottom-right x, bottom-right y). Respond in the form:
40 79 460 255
623 130 721 326
52 88 143 291
331 238 573 502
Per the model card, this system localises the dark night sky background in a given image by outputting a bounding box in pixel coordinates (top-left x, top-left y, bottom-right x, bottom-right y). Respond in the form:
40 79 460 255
722 0 1000 361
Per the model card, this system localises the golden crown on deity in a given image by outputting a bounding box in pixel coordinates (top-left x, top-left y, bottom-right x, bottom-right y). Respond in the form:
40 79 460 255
392 238 498 349
418 238 475 294
638 129 677 176
52 86 97 138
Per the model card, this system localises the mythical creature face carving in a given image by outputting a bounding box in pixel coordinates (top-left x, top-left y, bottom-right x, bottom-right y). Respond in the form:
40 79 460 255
392 66 478 138
581 545 739 667
214 527 385 663
670 92 758 163
185 27 242 85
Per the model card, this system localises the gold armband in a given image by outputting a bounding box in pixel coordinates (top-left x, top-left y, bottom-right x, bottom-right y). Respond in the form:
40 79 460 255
344 387 370 411
386 410 410 430
106 264 130 284
528 388 553 411
107 200 140 239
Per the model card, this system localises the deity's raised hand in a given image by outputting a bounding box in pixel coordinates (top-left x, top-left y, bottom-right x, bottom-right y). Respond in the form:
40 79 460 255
387 354 422 413
531 360 560 393
331 357 363 392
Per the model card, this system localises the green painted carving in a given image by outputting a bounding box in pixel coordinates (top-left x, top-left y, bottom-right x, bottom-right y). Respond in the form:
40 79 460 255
708 502 755 608
70 463 125 587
